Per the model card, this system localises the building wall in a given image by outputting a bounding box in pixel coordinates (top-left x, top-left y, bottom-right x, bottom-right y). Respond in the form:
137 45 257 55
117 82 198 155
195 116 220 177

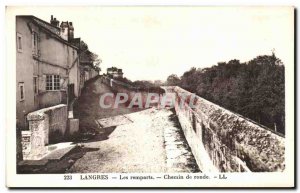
16 16 80 129
79 65 85 91
39 30 76 68
38 26 79 102
112 73 123 78
16 17 37 129
90 68 99 79
68 59 80 97
68 47 80 98
38 90 67 108
80 65 99 84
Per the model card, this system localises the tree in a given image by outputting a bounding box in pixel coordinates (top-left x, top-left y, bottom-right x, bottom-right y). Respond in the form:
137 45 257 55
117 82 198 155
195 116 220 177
154 80 163 86
166 74 181 86
166 54 285 134
91 52 102 71
79 40 101 71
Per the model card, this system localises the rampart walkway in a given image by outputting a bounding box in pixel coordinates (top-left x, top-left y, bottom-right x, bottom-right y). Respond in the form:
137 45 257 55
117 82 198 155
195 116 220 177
69 78 199 173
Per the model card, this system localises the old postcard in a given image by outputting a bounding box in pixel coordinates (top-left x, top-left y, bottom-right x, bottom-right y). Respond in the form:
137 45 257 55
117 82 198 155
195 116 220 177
6 6 295 188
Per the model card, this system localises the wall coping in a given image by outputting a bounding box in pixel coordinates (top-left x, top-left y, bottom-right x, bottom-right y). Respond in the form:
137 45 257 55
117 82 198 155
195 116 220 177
27 104 67 121
168 86 284 139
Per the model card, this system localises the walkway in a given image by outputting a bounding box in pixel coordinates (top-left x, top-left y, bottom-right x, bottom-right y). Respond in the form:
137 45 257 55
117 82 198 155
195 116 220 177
68 77 199 173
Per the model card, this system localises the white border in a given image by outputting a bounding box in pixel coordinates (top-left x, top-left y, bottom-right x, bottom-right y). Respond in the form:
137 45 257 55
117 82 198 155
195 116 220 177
1 1 297 191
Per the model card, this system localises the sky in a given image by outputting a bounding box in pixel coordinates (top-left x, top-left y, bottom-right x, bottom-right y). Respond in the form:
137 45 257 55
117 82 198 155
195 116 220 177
9 6 294 81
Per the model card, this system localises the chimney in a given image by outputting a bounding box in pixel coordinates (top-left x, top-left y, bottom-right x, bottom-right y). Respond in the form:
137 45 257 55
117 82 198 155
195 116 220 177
60 21 69 41
68 21 74 41
50 15 59 27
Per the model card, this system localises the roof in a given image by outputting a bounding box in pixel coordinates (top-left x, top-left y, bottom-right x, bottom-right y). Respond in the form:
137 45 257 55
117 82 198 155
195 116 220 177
19 15 78 50
107 67 122 72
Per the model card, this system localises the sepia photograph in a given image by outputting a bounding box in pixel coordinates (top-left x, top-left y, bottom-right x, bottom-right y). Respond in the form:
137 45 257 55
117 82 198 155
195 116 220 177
5 6 295 188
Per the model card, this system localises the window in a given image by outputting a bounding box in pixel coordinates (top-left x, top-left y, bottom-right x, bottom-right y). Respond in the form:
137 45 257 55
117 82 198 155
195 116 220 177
32 32 39 55
24 116 29 130
17 33 22 52
33 77 38 94
19 82 25 101
46 75 60 91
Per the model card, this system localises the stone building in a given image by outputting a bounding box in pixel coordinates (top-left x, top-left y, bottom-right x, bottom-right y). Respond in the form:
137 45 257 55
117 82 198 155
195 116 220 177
80 62 100 83
16 15 80 130
79 47 100 83
107 67 123 78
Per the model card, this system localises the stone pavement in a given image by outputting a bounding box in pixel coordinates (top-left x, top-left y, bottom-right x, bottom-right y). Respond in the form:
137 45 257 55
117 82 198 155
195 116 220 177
68 78 200 173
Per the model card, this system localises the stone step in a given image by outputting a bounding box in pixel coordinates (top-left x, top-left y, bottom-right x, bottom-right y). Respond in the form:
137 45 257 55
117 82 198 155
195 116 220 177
42 142 77 161
18 159 49 167
96 115 132 128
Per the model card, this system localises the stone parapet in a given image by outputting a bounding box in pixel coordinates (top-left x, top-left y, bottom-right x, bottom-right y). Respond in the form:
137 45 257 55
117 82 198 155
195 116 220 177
22 104 68 160
165 86 285 172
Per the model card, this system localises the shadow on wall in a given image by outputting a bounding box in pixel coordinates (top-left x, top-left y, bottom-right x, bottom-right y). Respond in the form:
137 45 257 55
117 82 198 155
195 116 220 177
73 77 145 136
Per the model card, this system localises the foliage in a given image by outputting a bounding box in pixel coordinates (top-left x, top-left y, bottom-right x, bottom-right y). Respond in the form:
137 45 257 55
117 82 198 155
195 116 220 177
113 77 164 93
79 40 101 71
166 74 181 86
169 54 285 134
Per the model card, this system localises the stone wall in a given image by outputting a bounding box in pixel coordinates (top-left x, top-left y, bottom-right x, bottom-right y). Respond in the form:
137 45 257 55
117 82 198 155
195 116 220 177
38 90 68 108
165 86 285 172
102 76 162 107
22 104 68 160
90 68 99 80
16 17 38 129
68 58 80 98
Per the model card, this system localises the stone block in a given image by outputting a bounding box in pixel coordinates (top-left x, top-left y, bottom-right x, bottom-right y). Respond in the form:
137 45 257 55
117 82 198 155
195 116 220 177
18 159 49 167
22 104 68 160
21 131 31 160
43 142 76 161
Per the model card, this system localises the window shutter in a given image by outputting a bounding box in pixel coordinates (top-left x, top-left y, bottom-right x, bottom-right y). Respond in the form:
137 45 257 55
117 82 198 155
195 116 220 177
39 75 46 92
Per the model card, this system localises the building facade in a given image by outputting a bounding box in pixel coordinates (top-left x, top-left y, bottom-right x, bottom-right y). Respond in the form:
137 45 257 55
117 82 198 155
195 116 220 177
107 67 123 78
16 16 80 130
80 63 99 83
79 44 100 84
